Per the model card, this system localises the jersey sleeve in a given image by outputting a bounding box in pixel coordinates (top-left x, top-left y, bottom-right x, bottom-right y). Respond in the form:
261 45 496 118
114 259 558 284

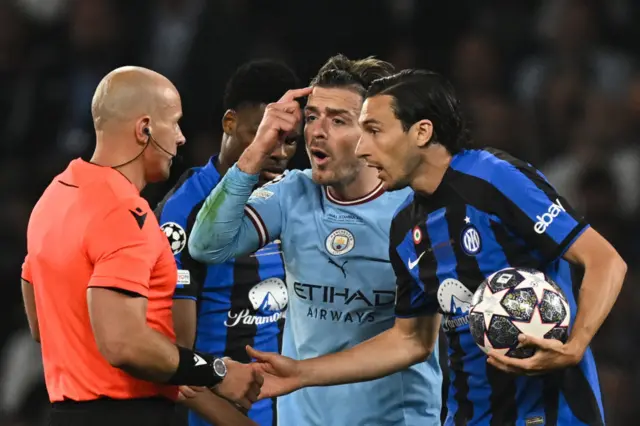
155 200 200 301
21 254 32 283
84 197 158 297
490 161 589 262
391 223 439 318
189 164 284 264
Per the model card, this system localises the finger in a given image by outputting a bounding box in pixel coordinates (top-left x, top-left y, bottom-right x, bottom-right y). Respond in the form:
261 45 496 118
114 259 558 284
247 345 271 362
178 386 198 399
253 369 265 386
518 334 551 349
245 345 274 363
487 356 521 374
270 100 303 114
487 351 528 374
264 110 299 133
247 386 261 403
278 87 313 103
237 397 252 410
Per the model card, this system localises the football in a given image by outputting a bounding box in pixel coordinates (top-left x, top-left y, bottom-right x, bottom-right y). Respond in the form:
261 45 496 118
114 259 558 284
468 267 571 359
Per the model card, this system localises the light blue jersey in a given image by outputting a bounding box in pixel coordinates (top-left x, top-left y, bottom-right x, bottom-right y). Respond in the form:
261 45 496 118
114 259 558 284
189 164 442 426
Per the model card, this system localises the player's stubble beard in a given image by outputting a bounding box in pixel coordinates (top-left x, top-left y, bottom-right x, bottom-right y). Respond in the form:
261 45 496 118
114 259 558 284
311 155 363 189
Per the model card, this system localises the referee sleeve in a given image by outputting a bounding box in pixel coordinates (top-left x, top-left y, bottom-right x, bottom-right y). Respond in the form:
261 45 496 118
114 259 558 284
84 198 158 298
21 254 32 283
489 161 589 262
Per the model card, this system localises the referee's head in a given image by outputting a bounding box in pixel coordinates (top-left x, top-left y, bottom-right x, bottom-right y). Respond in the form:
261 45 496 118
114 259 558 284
356 69 471 192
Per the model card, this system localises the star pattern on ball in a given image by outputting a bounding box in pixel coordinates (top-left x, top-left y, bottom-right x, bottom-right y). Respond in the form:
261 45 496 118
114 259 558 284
511 308 557 337
514 270 547 301
471 284 511 329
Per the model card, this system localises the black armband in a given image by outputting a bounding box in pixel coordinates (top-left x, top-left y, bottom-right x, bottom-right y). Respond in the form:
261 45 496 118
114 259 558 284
166 346 226 387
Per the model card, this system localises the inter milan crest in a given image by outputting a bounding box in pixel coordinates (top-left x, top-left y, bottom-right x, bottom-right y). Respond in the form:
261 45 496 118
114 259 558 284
325 228 355 256
460 224 482 256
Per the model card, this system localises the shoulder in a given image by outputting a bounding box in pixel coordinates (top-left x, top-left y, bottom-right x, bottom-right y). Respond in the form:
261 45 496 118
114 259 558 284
156 167 214 225
449 148 546 187
390 190 416 243
85 193 159 253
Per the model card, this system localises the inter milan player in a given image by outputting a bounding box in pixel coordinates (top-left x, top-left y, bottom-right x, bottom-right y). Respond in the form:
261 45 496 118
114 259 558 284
243 70 626 426
155 60 300 426
189 56 443 426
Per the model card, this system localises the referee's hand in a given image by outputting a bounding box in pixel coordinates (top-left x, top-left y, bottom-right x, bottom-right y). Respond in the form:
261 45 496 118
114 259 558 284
213 358 264 410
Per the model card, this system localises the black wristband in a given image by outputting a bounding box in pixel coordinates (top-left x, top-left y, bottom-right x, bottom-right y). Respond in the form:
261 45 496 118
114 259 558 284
166 346 223 387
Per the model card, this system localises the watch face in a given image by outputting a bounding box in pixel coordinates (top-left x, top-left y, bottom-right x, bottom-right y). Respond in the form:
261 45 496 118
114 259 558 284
213 358 227 377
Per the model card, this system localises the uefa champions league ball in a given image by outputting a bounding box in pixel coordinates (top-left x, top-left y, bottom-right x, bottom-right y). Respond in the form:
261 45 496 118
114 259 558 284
468 267 571 359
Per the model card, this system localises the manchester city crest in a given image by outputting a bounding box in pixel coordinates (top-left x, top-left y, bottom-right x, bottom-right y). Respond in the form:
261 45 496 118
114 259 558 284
325 229 355 256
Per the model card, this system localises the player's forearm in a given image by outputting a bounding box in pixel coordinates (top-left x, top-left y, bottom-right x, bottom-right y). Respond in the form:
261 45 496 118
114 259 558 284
299 326 431 387
181 390 258 426
567 253 626 357
114 327 181 382
189 164 260 263
237 145 269 175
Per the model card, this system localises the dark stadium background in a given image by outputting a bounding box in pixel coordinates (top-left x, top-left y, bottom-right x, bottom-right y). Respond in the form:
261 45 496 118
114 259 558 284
1 0 639 424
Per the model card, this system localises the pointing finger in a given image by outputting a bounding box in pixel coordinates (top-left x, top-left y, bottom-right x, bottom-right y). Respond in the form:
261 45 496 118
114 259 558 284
278 87 313 103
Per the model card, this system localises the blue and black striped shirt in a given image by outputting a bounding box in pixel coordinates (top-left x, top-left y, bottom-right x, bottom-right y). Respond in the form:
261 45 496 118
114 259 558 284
154 156 286 426
391 148 604 426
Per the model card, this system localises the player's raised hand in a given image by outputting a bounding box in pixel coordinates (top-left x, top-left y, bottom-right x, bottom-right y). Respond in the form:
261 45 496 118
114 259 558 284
246 345 304 399
213 358 264 410
486 334 582 376
239 87 312 174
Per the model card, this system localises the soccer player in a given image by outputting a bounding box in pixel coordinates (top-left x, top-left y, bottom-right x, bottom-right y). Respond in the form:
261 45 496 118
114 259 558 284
20 66 262 426
242 70 627 425
188 55 443 426
155 59 300 426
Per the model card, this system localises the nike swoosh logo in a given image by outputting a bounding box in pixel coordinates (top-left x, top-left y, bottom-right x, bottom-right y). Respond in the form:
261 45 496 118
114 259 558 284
408 251 426 270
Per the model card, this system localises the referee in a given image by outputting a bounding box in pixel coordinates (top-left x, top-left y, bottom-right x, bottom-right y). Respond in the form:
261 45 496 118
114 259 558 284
20 66 262 426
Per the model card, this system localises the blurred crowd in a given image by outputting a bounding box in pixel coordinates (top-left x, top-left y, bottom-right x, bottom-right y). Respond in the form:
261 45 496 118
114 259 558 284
1 0 640 424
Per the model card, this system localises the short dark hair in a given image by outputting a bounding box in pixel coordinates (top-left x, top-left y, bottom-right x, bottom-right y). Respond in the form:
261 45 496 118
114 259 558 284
367 69 471 154
223 59 300 110
310 54 395 97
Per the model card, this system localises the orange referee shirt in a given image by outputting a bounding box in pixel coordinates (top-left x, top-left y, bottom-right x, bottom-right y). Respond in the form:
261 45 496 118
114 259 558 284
22 159 179 402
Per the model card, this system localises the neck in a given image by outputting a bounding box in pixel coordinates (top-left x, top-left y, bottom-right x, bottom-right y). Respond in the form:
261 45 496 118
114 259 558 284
215 151 232 178
410 146 453 195
327 164 381 201
91 135 146 192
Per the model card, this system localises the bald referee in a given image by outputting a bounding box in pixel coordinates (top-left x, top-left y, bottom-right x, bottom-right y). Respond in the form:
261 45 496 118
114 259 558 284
20 67 262 426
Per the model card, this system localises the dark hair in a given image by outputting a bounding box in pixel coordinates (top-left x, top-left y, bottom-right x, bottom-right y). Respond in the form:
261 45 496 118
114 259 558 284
367 69 471 153
310 54 395 97
223 59 300 110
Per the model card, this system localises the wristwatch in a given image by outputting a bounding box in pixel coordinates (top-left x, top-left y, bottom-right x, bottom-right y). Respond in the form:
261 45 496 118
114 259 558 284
212 358 227 382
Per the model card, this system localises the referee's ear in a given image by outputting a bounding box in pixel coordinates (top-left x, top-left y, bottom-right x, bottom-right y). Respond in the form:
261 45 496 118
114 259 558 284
413 119 433 148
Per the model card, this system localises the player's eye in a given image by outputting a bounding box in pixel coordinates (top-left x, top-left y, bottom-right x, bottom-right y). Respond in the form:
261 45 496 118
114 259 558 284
285 135 298 145
333 118 346 126
305 114 317 121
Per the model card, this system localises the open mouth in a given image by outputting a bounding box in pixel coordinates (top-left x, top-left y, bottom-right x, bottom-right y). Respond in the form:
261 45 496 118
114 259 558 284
310 148 330 164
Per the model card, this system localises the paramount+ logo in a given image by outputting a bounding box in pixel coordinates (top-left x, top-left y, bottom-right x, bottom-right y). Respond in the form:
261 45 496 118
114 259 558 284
533 199 566 235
